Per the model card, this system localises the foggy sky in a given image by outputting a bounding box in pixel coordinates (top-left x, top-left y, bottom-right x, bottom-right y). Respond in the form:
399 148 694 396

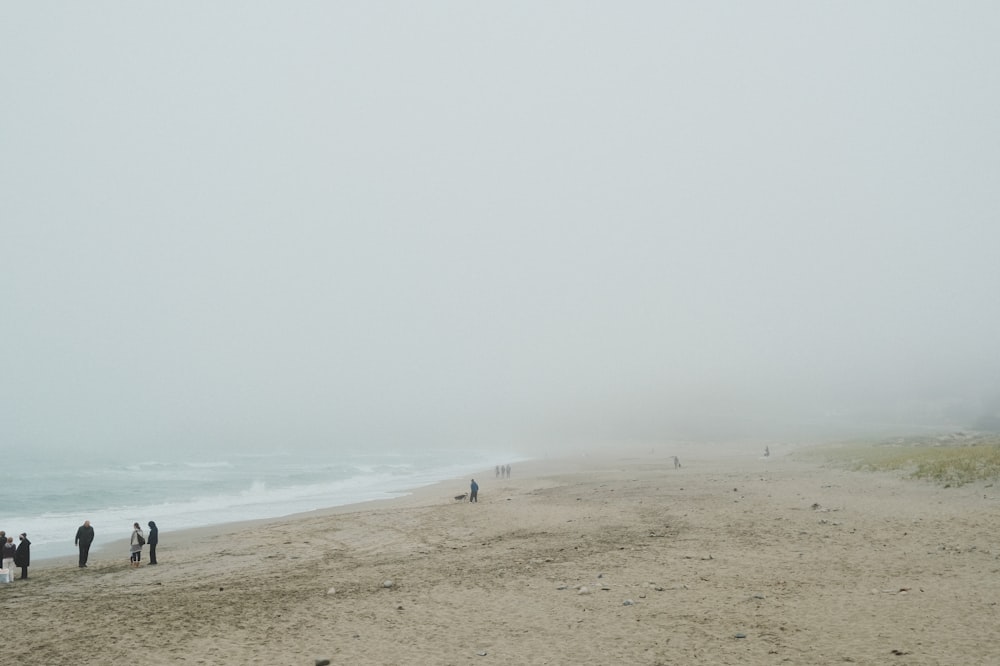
3 3 999 456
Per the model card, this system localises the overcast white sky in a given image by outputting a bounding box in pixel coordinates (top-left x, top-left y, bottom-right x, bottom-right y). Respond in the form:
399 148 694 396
2 3 999 455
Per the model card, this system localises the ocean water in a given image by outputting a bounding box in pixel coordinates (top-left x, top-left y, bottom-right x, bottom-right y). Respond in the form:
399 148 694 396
1 447 519 561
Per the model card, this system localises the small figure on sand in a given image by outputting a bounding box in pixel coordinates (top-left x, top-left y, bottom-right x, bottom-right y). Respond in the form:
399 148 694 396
2 535 15 575
470 478 479 503
130 522 145 568
764 446 770 457
506 464 511 479
14 533 30 579
147 521 159 565
75 520 95 568
673 456 681 469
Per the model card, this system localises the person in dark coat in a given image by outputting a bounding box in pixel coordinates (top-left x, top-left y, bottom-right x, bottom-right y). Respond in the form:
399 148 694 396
146 521 159 565
14 533 30 579
75 520 95 568
469 478 479 503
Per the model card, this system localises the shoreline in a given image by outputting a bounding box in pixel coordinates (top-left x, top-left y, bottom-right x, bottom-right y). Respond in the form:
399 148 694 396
34 457 540 566
38 442 727 569
55 452 609 567
14 449 531 564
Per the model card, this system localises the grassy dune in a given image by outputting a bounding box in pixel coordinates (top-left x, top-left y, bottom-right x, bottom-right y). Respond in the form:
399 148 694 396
794 432 1000 487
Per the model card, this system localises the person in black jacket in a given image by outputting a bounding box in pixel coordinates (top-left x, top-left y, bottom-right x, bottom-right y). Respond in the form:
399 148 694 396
75 520 95 568
146 521 159 565
14 533 30 579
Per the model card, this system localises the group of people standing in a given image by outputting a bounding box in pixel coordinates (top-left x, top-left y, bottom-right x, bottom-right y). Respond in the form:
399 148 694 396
1 520 160 579
129 521 158 567
0 531 31 580
74 520 159 569
73 519 159 570
495 464 511 479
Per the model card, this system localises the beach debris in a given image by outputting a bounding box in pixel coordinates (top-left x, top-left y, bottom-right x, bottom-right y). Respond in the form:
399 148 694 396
556 583 568 590
622 599 635 606
316 660 331 666
734 633 746 639
476 651 488 656
811 503 821 510
327 587 336 595
578 586 591 594
890 649 910 656
382 579 394 588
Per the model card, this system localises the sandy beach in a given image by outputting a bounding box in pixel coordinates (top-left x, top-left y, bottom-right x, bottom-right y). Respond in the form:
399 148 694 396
4 443 999 665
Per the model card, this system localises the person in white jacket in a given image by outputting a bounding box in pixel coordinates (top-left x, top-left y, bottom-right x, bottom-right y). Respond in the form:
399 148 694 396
130 522 145 568
2 535 16 578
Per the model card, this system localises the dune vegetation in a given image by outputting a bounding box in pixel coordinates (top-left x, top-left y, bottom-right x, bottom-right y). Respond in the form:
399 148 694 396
794 432 1000 487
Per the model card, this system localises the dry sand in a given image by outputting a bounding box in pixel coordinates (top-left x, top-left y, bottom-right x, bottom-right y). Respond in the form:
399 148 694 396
4 444 1000 665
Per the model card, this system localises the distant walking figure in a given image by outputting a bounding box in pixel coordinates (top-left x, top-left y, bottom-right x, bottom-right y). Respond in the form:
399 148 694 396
470 478 479 503
130 522 145 567
146 521 159 565
506 464 511 479
496 465 500 478
75 520 95 568
764 446 770 457
14 533 30 579
673 456 681 469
